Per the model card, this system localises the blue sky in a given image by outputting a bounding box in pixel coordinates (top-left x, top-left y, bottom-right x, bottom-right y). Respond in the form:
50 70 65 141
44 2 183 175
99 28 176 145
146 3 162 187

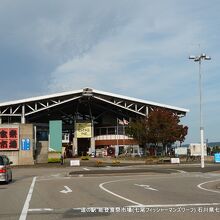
0 0 219 144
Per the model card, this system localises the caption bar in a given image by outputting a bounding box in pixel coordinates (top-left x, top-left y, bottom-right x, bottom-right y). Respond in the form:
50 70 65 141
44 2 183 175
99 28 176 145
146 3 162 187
76 206 220 213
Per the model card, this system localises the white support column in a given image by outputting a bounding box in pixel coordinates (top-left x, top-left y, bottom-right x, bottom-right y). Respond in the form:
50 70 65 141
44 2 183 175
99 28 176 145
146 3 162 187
90 138 95 155
73 119 78 155
0 116 2 124
73 137 78 156
115 145 119 156
146 106 149 116
89 121 95 155
21 104 26 124
34 126 37 151
201 128 205 168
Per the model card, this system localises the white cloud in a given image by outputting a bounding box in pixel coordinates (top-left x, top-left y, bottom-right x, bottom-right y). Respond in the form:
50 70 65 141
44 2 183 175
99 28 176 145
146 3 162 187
46 1 220 144
47 3 201 98
0 0 220 143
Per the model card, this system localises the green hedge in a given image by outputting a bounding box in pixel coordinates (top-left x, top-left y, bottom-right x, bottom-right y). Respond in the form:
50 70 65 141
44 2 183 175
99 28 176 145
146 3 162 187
81 156 90 160
48 158 61 163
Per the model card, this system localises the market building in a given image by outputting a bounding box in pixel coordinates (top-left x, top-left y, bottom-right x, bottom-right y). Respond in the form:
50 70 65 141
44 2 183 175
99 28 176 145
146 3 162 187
0 88 189 165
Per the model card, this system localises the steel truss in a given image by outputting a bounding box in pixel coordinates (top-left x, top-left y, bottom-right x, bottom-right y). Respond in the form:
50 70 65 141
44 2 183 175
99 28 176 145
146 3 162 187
0 88 187 123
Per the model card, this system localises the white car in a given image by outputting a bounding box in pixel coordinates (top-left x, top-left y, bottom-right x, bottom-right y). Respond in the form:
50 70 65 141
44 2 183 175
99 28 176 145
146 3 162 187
0 155 13 184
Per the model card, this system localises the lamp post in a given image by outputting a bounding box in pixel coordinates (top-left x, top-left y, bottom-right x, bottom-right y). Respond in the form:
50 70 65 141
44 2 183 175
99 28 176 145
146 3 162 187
189 53 211 168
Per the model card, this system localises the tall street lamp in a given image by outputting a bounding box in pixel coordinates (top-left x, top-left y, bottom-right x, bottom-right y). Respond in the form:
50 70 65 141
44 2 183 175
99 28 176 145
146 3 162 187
189 53 211 168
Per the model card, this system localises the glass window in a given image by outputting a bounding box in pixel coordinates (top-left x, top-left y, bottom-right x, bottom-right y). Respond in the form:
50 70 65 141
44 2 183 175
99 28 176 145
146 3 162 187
0 157 4 165
37 131 48 141
3 156 9 165
108 127 115 135
101 128 107 135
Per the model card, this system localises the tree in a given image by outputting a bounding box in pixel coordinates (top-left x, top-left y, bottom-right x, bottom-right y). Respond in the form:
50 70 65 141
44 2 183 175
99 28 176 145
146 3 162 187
148 108 188 154
125 117 150 148
126 108 188 155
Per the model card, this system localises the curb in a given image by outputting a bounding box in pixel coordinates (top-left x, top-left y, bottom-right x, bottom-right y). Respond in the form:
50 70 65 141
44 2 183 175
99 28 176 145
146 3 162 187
68 168 177 176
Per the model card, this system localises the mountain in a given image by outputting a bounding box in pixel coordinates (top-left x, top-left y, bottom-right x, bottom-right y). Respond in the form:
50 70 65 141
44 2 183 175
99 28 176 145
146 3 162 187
180 142 220 148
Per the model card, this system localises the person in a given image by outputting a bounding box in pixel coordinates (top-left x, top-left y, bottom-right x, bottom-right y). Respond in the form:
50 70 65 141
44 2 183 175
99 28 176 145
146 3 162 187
68 148 73 158
60 154 64 165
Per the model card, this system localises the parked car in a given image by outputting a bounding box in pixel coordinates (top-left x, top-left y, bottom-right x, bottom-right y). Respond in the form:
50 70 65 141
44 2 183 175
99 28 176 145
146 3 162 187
0 155 13 184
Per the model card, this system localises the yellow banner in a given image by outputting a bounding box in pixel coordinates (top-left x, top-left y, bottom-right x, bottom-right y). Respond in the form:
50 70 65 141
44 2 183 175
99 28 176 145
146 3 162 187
76 123 92 138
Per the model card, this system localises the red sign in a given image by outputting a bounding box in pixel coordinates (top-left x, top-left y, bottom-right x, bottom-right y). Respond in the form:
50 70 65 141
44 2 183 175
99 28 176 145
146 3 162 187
0 128 19 150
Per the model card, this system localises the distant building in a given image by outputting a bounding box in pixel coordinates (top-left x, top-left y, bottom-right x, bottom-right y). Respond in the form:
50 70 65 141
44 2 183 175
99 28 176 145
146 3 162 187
189 143 207 156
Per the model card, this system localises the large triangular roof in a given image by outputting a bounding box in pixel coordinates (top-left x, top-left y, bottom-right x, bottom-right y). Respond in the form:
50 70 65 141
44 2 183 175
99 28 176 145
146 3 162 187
0 88 189 121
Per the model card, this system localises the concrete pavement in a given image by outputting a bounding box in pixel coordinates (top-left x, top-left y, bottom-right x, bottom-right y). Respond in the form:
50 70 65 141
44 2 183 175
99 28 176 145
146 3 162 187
68 163 220 176
0 165 220 220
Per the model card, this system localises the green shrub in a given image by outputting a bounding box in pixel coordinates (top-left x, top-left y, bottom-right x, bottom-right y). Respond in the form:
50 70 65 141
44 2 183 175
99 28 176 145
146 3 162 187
81 156 90 160
48 158 61 163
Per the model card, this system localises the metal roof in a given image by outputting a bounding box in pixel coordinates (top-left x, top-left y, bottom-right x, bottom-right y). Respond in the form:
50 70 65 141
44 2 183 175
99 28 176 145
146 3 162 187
93 89 189 113
0 87 189 113
0 89 82 107
0 87 189 124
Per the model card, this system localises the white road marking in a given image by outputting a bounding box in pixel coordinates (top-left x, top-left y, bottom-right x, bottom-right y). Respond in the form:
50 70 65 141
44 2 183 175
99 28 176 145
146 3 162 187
37 177 71 182
129 202 220 208
19 176 37 220
60 185 72 194
171 169 187 174
197 179 220 194
134 184 158 191
51 174 61 177
163 168 187 174
83 168 90 171
28 208 54 212
99 179 144 206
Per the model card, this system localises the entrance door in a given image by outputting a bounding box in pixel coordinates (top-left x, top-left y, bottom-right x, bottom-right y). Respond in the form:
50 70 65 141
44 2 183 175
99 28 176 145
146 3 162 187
77 138 90 156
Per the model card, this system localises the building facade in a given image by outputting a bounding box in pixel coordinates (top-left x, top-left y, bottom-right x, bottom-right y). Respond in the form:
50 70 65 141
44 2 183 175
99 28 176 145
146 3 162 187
0 88 189 165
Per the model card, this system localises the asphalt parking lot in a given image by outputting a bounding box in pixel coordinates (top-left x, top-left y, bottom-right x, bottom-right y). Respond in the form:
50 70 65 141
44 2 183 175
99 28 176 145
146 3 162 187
0 164 220 220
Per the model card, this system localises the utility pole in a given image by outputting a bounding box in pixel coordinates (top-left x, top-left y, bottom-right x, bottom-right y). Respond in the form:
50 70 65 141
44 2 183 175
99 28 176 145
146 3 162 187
189 53 211 168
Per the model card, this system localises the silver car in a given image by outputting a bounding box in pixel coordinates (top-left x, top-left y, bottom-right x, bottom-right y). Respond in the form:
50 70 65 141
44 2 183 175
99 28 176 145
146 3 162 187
0 155 12 184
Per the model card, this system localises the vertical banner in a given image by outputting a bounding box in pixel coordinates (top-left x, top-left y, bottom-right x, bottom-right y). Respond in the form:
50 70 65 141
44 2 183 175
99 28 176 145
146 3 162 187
76 123 92 138
49 120 62 152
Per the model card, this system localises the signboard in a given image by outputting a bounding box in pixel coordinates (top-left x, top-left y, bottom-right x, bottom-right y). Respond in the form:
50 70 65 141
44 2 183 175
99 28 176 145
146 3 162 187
70 160 80 166
171 158 180 164
0 127 19 150
21 138 30 151
175 147 187 156
214 153 220 163
76 123 92 138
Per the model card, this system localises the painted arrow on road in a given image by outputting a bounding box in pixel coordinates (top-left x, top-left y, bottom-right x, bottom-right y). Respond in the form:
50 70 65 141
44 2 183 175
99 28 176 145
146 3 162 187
60 186 72 194
134 184 158 191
